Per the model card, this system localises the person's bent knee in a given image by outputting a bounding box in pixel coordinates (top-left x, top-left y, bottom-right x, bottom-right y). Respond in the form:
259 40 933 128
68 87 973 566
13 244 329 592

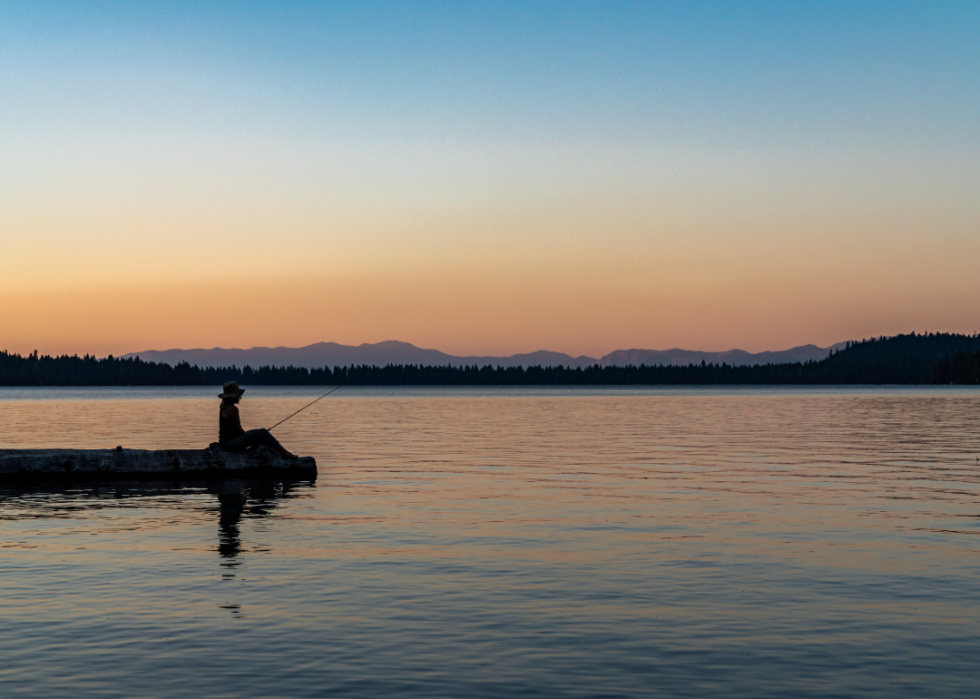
256 429 281 449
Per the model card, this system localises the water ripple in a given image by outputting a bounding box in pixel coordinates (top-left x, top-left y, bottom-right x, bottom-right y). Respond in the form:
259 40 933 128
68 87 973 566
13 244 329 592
1 387 979 697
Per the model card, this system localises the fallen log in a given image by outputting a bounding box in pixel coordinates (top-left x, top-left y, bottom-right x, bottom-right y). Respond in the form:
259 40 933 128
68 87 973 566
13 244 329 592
0 444 316 482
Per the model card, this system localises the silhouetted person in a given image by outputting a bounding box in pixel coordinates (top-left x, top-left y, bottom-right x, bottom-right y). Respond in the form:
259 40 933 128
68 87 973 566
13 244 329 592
218 381 297 458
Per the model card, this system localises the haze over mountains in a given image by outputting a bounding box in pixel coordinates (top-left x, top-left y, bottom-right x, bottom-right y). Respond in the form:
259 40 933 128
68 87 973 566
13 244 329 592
122 341 848 369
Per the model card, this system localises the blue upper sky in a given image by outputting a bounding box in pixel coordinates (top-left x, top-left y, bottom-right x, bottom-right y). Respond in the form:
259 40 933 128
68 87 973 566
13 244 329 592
3 1 977 147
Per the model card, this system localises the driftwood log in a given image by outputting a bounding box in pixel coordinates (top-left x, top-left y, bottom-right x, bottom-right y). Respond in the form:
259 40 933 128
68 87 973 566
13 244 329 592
0 444 316 482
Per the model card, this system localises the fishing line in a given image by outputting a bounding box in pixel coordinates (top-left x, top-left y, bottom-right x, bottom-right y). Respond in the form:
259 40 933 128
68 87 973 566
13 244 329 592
267 368 367 432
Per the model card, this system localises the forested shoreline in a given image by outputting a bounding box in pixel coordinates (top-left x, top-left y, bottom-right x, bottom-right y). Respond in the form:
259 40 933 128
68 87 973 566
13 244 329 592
2 333 979 386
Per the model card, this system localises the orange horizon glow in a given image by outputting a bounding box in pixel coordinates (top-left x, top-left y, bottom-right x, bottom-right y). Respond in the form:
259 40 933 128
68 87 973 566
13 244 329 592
3 255 978 360
4 165 978 359
3 5 979 360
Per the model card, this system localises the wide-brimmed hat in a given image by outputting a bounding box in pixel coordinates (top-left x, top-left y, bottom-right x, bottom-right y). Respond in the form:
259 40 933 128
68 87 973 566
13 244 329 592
218 381 246 399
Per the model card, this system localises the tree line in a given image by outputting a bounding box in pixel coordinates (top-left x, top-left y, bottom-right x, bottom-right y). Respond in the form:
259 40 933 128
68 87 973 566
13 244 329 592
1 333 979 386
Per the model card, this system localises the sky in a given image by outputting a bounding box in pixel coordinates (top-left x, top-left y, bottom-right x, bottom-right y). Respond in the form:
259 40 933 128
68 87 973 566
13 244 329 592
2 1 978 358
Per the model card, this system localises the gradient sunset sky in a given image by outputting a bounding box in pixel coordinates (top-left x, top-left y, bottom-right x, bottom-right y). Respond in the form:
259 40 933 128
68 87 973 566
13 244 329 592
2 1 978 358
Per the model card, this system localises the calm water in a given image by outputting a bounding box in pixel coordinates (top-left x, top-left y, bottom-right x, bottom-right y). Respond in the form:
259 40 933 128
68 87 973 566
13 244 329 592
1 386 979 698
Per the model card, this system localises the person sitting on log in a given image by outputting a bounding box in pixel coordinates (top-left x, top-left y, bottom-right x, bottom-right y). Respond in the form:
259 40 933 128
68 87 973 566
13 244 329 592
218 382 297 459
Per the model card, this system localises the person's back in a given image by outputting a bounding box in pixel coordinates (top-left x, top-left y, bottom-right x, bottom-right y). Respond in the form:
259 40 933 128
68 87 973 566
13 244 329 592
219 403 246 444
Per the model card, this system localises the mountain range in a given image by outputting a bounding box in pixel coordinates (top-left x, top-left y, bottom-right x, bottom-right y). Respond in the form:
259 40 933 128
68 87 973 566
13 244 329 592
601 343 849 367
122 340 848 369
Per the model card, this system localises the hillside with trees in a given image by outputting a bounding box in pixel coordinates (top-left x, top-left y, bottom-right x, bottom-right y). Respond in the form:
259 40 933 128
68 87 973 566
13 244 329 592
1 333 978 386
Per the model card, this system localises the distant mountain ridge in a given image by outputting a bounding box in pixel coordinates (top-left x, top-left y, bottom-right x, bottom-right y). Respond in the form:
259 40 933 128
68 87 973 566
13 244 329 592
122 340 598 369
7 333 973 386
600 343 849 367
122 340 847 369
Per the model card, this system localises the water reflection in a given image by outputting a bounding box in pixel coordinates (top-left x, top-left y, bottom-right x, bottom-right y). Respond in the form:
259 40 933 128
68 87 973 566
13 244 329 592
199 480 317 615
0 477 316 562
210 479 312 560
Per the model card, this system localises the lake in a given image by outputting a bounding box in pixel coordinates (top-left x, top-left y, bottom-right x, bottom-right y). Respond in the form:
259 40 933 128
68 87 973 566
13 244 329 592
1 386 979 697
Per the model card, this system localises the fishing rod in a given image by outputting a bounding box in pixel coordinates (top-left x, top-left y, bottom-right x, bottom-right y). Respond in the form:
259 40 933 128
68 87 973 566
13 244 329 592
267 367 368 432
